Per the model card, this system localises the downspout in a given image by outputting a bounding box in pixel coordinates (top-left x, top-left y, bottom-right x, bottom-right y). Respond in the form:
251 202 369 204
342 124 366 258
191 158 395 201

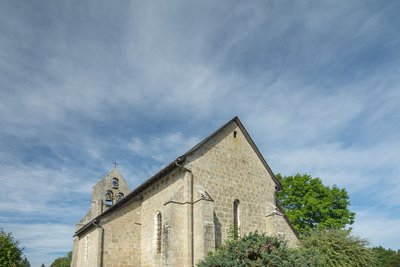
175 158 194 267
93 220 104 267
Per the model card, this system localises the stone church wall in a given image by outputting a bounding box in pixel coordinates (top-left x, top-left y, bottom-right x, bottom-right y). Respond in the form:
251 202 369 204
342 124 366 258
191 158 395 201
101 199 142 266
185 122 298 263
139 169 190 267
73 227 99 267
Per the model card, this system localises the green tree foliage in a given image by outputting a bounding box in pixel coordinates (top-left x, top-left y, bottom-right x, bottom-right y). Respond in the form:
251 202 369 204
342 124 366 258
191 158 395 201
387 252 400 267
276 173 355 234
200 230 379 267
300 229 377 266
0 228 23 267
372 246 400 267
198 232 304 267
50 251 72 267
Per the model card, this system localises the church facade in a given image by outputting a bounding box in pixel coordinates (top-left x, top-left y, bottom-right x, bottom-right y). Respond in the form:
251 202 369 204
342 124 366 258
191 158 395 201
71 117 298 267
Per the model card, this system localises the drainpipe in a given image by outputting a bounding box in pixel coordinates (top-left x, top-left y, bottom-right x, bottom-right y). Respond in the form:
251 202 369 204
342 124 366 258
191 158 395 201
93 220 104 267
175 158 194 267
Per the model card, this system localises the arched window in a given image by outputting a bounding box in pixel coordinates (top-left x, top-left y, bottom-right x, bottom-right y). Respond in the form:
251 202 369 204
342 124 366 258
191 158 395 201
155 212 162 253
116 192 124 203
233 199 240 239
112 178 119 189
105 190 113 206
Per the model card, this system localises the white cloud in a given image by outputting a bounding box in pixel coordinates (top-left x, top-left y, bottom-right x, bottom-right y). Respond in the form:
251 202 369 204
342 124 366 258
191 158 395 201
271 141 400 189
1 1 400 265
128 132 200 163
5 223 73 267
352 208 400 250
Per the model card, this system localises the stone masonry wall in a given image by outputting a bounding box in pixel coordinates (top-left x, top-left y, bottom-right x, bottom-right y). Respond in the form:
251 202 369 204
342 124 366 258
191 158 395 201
74 227 99 267
101 199 142 267
140 169 190 267
77 169 131 230
186 121 298 265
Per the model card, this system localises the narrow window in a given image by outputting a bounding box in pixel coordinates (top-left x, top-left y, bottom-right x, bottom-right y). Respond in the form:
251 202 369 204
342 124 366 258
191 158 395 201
156 212 162 253
233 199 240 239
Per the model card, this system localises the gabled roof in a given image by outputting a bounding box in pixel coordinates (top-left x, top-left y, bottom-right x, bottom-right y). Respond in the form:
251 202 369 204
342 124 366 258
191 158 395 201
182 116 281 188
75 116 280 236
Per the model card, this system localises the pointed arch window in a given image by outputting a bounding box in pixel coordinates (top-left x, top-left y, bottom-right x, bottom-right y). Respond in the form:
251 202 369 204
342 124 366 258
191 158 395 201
233 199 240 239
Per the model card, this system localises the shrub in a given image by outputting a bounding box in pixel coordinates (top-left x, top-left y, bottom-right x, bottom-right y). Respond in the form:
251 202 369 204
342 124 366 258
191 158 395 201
198 231 304 267
300 229 377 267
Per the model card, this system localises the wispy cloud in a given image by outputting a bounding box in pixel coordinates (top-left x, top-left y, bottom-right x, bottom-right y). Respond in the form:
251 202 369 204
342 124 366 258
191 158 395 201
128 132 199 163
1 1 400 265
353 208 400 249
5 223 73 267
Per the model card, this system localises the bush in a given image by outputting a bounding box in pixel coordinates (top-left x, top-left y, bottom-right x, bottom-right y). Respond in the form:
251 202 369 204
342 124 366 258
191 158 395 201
372 246 400 267
199 229 379 267
198 231 304 267
300 229 377 266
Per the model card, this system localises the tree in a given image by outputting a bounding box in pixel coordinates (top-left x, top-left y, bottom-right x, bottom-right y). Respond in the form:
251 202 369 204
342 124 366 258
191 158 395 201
0 228 23 267
387 252 400 267
372 246 400 267
276 173 355 235
300 229 377 266
50 251 72 267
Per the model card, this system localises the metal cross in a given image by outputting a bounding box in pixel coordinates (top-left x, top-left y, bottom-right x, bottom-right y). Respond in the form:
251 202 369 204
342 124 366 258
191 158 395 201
113 161 119 168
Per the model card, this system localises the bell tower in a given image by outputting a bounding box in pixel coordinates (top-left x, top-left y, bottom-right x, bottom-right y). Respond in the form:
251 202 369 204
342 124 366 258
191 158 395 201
76 167 131 230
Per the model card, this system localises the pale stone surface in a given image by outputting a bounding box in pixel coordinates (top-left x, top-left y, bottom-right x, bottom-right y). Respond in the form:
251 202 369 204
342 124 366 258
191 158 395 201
75 169 131 231
72 118 299 267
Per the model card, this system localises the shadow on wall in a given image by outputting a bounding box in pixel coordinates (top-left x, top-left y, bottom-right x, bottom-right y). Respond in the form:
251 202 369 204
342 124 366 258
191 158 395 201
214 212 222 248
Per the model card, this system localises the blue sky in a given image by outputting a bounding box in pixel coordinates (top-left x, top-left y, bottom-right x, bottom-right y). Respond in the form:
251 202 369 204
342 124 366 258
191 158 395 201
0 1 399 266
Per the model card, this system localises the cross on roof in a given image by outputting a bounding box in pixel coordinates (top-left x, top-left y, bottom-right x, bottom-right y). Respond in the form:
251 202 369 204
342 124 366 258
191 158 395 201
113 161 119 168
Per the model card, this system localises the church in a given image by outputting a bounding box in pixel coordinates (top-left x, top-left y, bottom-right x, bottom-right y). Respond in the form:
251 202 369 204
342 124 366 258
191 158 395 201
71 117 298 267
